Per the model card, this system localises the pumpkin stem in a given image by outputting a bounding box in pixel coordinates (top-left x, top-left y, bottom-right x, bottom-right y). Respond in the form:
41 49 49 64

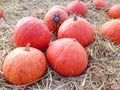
73 14 78 21
72 38 77 42
25 43 31 51
53 14 60 23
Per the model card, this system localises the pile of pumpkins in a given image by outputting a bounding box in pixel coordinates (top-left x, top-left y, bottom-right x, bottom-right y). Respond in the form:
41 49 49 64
1 0 120 85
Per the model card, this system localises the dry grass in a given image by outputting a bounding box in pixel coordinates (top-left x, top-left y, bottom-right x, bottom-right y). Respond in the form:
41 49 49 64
0 0 120 90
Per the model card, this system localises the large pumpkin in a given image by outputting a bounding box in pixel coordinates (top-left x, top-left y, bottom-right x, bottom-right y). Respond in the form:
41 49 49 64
67 0 88 16
46 38 88 76
44 8 68 32
2 44 47 85
99 19 120 44
13 16 50 49
108 4 120 19
58 15 94 47
92 0 109 9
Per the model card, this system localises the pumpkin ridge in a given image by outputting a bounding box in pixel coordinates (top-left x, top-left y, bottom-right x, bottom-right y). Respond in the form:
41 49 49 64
53 42 73 69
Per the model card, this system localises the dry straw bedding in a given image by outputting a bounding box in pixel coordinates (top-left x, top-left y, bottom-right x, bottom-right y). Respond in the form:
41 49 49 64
0 0 120 90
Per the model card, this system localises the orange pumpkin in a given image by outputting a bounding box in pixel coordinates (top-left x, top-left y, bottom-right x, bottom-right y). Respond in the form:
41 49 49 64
99 19 120 44
67 0 88 16
92 0 109 9
2 44 47 85
44 8 68 32
58 15 94 47
108 4 120 19
13 16 50 49
46 38 88 76
0 9 3 18
51 5 68 13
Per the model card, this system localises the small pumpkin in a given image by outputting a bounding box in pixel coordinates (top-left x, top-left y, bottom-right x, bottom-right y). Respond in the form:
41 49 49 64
99 19 120 44
46 38 88 76
67 0 88 16
51 5 68 13
2 44 47 85
58 15 94 47
92 0 109 9
108 4 120 19
0 9 3 18
44 8 68 32
13 16 50 49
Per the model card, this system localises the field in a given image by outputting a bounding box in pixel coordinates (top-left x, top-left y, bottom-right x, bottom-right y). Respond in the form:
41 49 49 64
0 0 120 90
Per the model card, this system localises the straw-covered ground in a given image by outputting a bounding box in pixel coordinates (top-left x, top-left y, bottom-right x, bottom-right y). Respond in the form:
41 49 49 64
0 0 120 90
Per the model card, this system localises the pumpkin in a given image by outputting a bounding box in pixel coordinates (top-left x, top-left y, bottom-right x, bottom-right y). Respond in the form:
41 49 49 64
92 0 109 9
108 4 120 19
67 0 88 16
0 9 3 18
58 15 94 47
44 8 68 32
46 38 88 76
13 16 50 50
2 44 47 85
51 5 68 13
99 19 120 44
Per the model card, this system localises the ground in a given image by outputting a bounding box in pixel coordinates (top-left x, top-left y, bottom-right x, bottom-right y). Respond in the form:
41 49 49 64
0 0 120 90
